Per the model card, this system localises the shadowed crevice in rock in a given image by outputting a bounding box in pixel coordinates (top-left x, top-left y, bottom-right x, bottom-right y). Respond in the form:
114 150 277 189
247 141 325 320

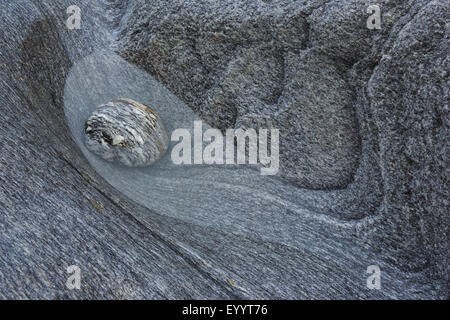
18 18 72 143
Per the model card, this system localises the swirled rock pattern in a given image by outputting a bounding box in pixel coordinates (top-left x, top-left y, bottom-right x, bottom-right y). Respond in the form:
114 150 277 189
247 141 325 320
85 98 169 167
0 0 447 299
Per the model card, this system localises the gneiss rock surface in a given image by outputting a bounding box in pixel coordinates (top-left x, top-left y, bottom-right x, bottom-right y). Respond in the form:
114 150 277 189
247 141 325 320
0 0 447 299
114 0 448 287
85 98 169 167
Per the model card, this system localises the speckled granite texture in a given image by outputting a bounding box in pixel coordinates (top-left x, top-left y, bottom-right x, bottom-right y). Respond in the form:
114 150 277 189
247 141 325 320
0 0 447 299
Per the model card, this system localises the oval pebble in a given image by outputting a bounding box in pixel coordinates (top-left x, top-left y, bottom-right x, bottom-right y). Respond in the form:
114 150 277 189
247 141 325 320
84 98 169 167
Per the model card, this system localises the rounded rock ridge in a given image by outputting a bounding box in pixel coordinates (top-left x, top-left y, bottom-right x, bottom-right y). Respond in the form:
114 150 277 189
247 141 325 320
84 98 169 167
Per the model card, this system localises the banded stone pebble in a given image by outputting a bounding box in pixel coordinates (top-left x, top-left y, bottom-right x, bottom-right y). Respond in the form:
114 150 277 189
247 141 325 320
84 98 169 167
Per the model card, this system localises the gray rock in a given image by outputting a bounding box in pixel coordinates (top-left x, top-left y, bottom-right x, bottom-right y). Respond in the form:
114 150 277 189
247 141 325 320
115 0 448 285
114 0 366 189
0 0 447 299
85 98 169 167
